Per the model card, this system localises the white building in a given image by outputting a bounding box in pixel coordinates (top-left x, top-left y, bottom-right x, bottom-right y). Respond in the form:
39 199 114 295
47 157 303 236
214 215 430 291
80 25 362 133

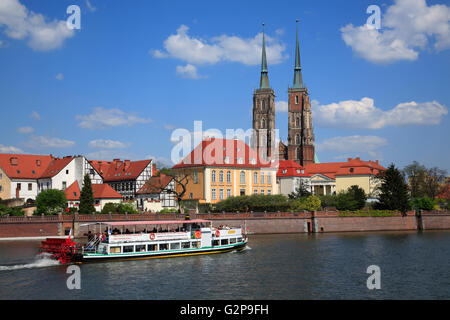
276 160 312 196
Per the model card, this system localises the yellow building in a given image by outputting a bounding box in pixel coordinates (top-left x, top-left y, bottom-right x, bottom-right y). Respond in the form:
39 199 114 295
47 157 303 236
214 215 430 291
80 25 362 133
0 166 11 200
172 138 278 204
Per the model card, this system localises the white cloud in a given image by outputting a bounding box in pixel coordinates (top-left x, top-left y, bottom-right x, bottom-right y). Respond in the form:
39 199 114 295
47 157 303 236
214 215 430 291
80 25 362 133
17 126 34 134
151 24 287 66
76 107 153 129
146 155 174 168
0 144 24 153
313 97 448 129
86 150 135 161
341 0 450 64
55 73 63 80
164 124 176 130
275 100 288 112
24 135 75 149
30 111 41 120
0 0 75 51
176 64 202 79
86 0 96 12
317 135 388 154
88 139 129 149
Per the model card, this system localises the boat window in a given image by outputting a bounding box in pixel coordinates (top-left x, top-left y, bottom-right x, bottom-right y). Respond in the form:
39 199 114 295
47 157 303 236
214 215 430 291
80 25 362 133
123 245 134 253
110 246 121 254
221 239 229 245
191 241 200 248
159 243 169 251
230 238 237 244
147 244 157 251
170 242 181 250
212 240 219 246
181 242 190 249
135 245 146 252
237 238 242 242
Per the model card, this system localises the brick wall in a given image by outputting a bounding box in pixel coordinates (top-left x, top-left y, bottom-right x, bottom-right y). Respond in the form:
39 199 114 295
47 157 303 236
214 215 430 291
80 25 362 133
314 216 417 233
0 223 59 238
421 214 450 230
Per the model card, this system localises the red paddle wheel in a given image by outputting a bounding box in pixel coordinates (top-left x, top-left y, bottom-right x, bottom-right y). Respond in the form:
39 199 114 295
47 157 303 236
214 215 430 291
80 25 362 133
39 237 79 264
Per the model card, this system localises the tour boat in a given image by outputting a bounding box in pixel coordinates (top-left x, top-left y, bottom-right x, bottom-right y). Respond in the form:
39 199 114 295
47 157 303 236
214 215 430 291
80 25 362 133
39 219 248 264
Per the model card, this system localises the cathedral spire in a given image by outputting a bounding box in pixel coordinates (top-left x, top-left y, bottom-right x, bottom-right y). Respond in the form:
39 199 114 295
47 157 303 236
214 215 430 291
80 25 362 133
260 23 270 89
293 19 303 89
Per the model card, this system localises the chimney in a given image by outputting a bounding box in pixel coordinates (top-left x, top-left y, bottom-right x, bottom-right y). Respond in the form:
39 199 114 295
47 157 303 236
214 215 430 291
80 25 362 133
376 160 379 164
347 158 352 162
355 157 360 161
124 160 131 171
114 159 123 169
152 164 157 176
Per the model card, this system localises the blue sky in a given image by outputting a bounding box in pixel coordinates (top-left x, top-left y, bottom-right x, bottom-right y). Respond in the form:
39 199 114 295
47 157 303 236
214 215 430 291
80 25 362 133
0 0 449 172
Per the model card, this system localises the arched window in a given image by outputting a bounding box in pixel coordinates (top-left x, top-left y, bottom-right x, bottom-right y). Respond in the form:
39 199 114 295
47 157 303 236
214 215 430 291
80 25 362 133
253 172 258 184
296 117 300 127
219 170 224 182
260 172 265 184
212 170 216 183
240 171 246 184
296 134 300 144
262 118 266 129
261 100 266 111
226 171 231 183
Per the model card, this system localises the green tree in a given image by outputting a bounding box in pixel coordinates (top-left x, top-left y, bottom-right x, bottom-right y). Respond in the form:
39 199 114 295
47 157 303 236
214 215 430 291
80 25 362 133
35 189 67 215
101 202 118 214
304 195 321 211
79 174 95 214
374 164 410 214
347 185 367 209
288 180 311 199
411 197 435 211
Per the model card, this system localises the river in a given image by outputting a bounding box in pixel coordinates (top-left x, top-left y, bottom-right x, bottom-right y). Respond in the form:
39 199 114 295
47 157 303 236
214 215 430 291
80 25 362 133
0 231 449 299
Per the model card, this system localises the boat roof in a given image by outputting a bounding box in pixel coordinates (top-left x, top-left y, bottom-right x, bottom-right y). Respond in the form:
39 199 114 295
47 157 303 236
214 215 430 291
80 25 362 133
98 219 211 227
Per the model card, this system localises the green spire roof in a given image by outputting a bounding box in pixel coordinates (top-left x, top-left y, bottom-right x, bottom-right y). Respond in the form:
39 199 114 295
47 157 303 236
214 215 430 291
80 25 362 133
293 20 303 89
259 23 270 89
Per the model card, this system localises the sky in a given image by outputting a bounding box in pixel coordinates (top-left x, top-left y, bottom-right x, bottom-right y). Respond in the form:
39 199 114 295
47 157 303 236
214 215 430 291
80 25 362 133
0 0 449 172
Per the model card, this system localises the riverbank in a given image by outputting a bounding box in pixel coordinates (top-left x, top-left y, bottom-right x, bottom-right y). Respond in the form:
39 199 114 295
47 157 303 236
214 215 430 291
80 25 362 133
1 210 449 240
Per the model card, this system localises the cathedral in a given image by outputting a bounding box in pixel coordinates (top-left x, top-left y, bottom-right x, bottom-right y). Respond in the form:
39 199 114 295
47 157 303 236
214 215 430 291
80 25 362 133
252 22 315 167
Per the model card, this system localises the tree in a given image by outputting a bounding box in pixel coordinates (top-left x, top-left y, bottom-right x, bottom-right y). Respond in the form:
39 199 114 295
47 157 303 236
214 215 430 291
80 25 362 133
35 189 67 215
423 167 447 199
411 197 435 211
288 180 311 199
403 161 427 198
347 185 367 209
158 169 190 213
79 174 95 214
374 164 410 214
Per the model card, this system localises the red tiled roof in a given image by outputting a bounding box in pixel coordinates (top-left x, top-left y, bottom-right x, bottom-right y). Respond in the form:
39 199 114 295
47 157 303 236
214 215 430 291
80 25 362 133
40 156 74 179
0 154 54 179
137 174 173 195
92 184 122 199
173 138 273 169
64 182 122 200
304 157 386 179
64 181 80 201
277 160 310 178
89 159 152 182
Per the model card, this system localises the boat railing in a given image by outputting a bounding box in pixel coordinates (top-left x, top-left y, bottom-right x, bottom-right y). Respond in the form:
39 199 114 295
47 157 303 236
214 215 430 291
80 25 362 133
82 235 102 254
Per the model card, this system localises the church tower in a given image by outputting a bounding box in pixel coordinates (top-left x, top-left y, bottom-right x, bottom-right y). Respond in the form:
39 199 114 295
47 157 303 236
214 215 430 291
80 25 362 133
287 21 315 166
252 24 276 160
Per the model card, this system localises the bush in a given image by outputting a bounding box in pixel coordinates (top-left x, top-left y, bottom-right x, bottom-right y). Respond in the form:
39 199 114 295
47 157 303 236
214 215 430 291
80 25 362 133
214 194 290 213
159 208 178 213
411 197 435 211
117 203 138 214
101 203 118 214
0 204 25 216
319 195 337 208
35 189 67 215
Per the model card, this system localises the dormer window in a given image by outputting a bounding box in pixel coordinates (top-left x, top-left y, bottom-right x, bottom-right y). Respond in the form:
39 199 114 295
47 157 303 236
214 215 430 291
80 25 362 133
282 169 287 174
296 169 300 174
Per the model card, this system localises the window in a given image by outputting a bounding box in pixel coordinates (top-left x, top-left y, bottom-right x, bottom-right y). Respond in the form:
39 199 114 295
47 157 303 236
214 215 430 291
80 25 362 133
261 100 266 111
159 243 169 251
110 247 121 254
237 237 242 242
123 246 134 253
295 95 299 104
261 189 265 195
193 171 198 184
17 183 21 190
191 241 200 248
135 245 146 252
254 189 258 195
66 170 69 174
296 134 300 144
268 189 272 195
90 169 95 175
253 172 258 184
267 173 272 185
181 242 191 249
62 182 67 190
147 244 157 251
240 189 245 196
32 170 35 175
170 242 181 250
226 189 231 198
219 171 224 182
0 186 2 192
262 118 266 129
213 240 219 246
189 193 193 199
221 239 229 245
212 170 216 183
230 238 237 244
240 171 245 184
219 189 224 200
260 172 265 184
296 117 300 127
28 183 32 191
212 188 216 200
226 171 231 183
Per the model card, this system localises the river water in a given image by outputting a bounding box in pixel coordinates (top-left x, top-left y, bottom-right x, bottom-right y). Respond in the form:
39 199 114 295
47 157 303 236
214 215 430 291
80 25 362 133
0 231 449 300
